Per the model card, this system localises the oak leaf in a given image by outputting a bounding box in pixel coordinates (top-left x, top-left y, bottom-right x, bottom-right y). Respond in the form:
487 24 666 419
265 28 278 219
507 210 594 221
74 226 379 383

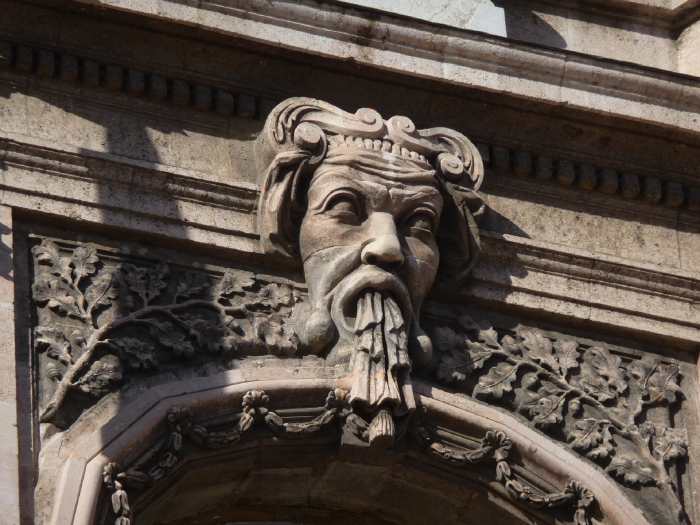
569 418 614 460
174 271 210 301
653 427 688 463
473 361 518 400
71 244 99 282
554 339 579 378
607 458 656 486
518 328 560 373
111 338 158 370
629 357 682 406
76 355 123 397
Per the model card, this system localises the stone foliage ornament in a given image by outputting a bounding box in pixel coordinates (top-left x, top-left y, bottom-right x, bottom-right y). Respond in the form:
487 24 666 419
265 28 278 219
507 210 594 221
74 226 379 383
257 97 485 446
30 97 689 524
31 239 300 428
429 307 688 523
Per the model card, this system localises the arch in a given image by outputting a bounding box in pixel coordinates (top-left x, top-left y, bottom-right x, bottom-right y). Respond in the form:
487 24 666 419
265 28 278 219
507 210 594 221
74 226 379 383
36 367 651 525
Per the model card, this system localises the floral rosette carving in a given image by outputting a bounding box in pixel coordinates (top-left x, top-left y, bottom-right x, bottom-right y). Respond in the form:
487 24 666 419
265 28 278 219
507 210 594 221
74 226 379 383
430 310 688 522
31 239 302 429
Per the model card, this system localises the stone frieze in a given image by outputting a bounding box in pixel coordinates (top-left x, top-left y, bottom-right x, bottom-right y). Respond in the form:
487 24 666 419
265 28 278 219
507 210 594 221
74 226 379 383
28 97 693 524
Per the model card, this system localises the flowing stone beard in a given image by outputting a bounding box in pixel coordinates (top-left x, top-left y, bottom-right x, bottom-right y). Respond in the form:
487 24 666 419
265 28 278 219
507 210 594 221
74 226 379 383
350 291 415 417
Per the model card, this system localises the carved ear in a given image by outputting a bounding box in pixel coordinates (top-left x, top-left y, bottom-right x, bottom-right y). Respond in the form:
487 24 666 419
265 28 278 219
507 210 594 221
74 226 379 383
437 183 484 285
257 149 312 258
257 110 329 257
428 130 485 284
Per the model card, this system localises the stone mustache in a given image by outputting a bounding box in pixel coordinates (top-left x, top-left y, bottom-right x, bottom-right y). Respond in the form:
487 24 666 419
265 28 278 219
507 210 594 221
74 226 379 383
257 97 484 445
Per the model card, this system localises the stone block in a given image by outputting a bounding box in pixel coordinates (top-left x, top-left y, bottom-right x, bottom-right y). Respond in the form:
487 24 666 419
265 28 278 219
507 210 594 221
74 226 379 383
688 187 700 211
556 159 576 186
599 168 619 195
15 45 33 73
214 89 234 115
578 163 597 190
193 84 212 111
105 64 124 91
621 173 640 199
172 79 191 106
59 54 79 82
83 59 100 87
643 176 662 204
127 69 145 95
37 49 55 78
664 181 685 208
148 73 168 101
237 93 256 118
513 150 532 177
535 155 553 180
492 146 510 174
0 41 12 68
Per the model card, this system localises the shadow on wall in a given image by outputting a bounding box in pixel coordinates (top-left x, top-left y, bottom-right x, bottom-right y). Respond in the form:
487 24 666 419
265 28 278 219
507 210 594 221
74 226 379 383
0 222 10 282
494 1 567 50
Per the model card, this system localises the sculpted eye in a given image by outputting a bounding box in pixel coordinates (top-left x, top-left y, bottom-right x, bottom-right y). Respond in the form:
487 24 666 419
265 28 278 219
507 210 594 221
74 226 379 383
322 192 361 220
405 209 437 234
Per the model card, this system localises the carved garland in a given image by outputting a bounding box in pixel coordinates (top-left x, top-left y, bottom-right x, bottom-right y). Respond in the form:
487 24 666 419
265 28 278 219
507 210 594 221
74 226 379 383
101 390 594 525
416 428 594 525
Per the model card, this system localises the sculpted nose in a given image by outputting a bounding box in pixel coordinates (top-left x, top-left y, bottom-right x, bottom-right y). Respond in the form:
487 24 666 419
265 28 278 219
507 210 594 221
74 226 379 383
361 213 404 269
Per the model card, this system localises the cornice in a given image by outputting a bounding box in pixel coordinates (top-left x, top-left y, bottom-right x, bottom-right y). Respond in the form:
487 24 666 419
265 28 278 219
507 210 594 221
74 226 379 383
468 232 700 347
2 37 699 220
476 142 700 220
486 0 700 28
0 40 279 123
64 0 700 137
2 135 698 345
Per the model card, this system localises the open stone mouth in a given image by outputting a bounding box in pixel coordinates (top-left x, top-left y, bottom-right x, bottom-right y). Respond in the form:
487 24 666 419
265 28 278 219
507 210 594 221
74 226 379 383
329 267 413 336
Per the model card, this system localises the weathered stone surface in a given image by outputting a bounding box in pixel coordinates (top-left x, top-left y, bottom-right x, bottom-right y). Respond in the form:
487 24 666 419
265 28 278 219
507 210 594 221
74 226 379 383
0 207 20 525
0 2 698 525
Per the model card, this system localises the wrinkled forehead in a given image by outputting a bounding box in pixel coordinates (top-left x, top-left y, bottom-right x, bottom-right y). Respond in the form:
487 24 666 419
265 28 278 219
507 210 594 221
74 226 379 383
309 162 443 208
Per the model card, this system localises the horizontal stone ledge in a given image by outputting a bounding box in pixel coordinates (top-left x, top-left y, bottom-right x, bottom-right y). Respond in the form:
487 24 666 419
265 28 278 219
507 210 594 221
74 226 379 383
479 143 700 213
463 232 700 347
2 136 697 344
70 0 700 137
0 40 276 121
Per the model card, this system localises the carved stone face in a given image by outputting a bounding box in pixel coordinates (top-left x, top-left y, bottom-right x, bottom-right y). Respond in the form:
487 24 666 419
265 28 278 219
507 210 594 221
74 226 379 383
257 98 484 422
297 161 443 360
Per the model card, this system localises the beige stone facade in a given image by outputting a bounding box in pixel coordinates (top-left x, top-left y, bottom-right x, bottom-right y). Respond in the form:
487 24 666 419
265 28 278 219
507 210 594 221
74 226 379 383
1 1 699 524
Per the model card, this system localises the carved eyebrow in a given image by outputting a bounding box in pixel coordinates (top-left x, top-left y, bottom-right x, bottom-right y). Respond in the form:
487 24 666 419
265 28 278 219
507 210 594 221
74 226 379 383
393 187 443 212
317 188 363 213
307 178 365 212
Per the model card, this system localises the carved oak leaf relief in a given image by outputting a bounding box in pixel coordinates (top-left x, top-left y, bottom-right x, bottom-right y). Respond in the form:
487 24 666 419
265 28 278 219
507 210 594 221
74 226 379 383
30 238 691 523
31 239 300 429
426 308 688 521
569 418 615 460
